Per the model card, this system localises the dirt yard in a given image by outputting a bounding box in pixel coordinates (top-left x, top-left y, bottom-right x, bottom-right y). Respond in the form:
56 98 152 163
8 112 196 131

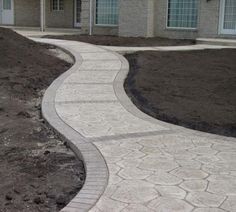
0 28 85 211
125 49 236 137
44 34 195 47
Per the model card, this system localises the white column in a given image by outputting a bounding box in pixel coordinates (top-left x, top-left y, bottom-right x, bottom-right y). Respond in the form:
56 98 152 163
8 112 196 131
40 0 46 31
89 0 93 35
147 0 155 37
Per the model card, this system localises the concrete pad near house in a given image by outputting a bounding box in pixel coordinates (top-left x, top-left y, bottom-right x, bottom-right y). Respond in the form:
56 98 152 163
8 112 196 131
101 44 236 54
36 37 236 212
10 27 81 38
197 38 236 46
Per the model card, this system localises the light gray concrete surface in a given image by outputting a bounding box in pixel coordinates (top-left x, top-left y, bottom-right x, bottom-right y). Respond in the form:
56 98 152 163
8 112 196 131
13 27 81 38
38 39 109 212
101 44 236 54
197 38 236 46
36 38 236 212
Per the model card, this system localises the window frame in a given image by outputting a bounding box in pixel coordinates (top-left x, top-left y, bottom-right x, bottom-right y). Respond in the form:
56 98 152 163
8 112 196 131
51 0 64 11
3 0 12 10
94 0 119 27
166 0 199 30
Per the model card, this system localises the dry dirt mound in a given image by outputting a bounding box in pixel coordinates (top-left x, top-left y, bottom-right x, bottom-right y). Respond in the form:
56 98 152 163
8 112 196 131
44 34 195 47
125 49 236 137
0 28 85 212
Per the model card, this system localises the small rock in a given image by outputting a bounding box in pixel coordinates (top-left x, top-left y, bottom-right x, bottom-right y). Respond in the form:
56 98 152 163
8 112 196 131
13 188 20 194
17 111 31 118
0 128 8 134
23 195 30 202
30 184 39 189
37 174 43 178
46 192 56 199
56 195 66 206
33 196 44 204
44 150 50 155
63 141 69 148
35 127 42 133
5 194 13 201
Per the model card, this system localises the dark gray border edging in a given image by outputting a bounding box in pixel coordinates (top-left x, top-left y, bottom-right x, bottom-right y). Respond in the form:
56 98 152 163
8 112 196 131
41 43 109 212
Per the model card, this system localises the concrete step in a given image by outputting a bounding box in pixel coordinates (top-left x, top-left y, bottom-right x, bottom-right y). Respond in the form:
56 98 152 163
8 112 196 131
197 38 236 46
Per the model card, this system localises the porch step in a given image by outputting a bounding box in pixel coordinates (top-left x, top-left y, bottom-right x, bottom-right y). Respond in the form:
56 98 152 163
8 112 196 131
197 38 236 46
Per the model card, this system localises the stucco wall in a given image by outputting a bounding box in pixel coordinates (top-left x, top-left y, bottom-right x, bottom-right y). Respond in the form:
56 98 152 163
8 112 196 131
154 0 198 39
14 0 40 27
198 0 220 38
117 0 226 39
12 0 235 38
118 0 154 37
45 0 74 28
14 0 74 28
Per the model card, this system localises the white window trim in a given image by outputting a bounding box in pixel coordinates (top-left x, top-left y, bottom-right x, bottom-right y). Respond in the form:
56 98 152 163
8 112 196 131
165 0 198 30
218 0 236 35
94 0 119 27
74 0 81 27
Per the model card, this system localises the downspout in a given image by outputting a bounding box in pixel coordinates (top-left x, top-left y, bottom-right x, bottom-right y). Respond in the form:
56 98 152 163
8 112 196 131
89 0 93 35
40 0 45 32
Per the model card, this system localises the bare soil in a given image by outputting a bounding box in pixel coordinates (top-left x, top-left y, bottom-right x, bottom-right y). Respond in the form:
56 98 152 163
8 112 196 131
125 50 236 137
43 35 195 47
0 28 85 212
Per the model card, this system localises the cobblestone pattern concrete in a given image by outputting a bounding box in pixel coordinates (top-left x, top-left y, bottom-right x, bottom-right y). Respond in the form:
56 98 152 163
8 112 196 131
37 38 236 212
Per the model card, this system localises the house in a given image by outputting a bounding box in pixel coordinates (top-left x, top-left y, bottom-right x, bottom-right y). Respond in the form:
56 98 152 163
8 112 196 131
0 0 235 39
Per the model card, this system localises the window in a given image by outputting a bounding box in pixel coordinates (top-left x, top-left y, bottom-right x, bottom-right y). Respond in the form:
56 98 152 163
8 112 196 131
51 0 64 11
223 0 236 30
3 0 11 10
96 0 118 25
167 0 198 29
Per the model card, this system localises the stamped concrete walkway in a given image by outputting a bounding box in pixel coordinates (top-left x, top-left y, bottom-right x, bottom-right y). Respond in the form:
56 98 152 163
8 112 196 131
36 38 236 212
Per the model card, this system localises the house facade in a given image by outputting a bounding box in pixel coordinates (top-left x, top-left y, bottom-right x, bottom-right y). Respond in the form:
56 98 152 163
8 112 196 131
0 0 235 39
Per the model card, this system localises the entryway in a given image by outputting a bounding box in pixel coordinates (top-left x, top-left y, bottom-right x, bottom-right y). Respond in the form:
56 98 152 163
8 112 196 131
0 0 14 25
219 0 236 35
74 0 81 27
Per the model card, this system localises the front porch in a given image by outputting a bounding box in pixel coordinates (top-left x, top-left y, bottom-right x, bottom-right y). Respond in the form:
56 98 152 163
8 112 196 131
1 25 81 37
0 0 82 31
40 0 82 31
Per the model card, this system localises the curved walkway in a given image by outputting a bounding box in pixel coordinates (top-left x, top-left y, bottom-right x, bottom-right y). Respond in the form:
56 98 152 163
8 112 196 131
36 38 236 212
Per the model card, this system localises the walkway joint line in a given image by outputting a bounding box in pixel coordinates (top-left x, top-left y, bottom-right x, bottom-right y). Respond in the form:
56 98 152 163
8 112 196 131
37 38 236 212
